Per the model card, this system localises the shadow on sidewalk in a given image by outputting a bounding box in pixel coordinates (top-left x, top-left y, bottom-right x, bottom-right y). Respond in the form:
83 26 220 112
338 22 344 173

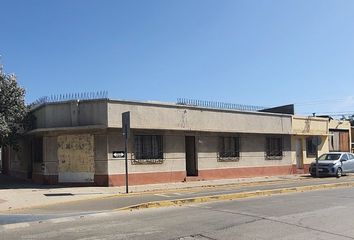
0 174 62 190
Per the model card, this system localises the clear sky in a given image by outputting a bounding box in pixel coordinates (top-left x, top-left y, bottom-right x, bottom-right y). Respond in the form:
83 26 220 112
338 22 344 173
1 0 354 116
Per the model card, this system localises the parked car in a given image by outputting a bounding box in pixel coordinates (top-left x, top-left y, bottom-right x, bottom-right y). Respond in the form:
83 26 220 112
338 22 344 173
309 152 354 178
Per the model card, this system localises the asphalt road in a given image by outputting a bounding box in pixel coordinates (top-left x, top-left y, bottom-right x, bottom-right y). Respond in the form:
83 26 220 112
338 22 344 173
2 185 354 239
2 175 354 226
7 176 354 212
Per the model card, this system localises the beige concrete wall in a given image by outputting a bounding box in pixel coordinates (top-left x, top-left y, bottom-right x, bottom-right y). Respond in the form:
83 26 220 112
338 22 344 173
42 136 59 175
106 131 292 175
34 104 72 128
78 101 107 126
329 119 351 131
107 101 292 134
291 116 330 166
198 134 292 170
352 127 354 152
8 138 31 177
33 100 292 135
292 116 328 135
32 100 107 129
291 136 329 166
107 132 185 175
94 134 108 175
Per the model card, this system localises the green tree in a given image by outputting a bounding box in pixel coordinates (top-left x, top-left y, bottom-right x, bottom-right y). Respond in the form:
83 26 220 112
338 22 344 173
0 67 28 147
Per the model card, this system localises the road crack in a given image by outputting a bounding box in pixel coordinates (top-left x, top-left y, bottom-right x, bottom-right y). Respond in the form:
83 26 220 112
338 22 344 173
188 205 354 239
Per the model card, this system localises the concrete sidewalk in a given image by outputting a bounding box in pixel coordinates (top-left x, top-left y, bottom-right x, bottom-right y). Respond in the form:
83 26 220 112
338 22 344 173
0 174 304 212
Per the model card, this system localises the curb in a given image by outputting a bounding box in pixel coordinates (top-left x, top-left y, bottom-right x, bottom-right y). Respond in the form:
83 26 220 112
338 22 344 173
0 177 303 213
2 181 354 231
117 181 354 211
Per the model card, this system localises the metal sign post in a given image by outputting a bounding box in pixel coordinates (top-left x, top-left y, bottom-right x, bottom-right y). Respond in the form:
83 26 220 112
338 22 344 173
313 136 322 178
315 144 319 178
122 111 130 194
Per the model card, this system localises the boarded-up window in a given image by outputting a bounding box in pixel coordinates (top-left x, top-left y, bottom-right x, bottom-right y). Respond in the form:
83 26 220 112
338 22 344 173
57 134 95 183
339 131 350 152
329 131 350 152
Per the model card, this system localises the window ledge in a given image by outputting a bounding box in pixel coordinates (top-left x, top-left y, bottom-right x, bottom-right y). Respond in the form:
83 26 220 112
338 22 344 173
265 156 283 160
217 157 240 162
132 159 164 165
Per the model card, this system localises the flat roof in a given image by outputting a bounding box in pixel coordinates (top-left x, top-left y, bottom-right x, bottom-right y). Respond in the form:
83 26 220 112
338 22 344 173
31 98 294 118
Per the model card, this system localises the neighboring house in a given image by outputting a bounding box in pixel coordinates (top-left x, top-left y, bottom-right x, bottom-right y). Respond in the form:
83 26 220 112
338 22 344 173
291 116 330 174
290 117 352 173
1 98 351 186
351 126 354 153
328 119 351 152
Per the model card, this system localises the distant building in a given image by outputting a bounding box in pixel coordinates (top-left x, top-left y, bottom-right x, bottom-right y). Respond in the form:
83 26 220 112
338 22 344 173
352 127 354 153
1 98 351 186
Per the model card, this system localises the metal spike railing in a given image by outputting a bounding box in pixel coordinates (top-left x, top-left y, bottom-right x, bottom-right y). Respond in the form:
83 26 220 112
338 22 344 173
30 91 108 108
176 98 265 112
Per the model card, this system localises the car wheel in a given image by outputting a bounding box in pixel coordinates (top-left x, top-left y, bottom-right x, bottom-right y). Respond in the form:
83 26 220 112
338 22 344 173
336 168 342 178
310 173 315 177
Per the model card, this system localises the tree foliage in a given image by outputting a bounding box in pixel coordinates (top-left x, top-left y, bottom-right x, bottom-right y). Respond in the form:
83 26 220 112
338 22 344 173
0 68 27 147
340 115 354 126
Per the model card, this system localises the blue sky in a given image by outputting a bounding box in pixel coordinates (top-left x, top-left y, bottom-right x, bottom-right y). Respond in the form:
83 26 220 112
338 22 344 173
1 0 354 116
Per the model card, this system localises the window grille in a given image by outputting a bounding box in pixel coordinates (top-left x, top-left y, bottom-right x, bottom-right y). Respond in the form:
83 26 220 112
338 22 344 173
218 137 240 161
265 137 283 160
133 135 163 164
306 138 317 158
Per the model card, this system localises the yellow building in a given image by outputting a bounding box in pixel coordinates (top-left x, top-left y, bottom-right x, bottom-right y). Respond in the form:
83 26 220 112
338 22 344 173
291 116 351 173
352 127 354 153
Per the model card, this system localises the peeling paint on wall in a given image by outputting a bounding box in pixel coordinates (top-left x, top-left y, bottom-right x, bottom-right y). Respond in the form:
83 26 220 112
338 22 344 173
57 134 94 182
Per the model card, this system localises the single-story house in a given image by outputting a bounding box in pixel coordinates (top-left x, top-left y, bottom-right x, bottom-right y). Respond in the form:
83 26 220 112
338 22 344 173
1 97 351 186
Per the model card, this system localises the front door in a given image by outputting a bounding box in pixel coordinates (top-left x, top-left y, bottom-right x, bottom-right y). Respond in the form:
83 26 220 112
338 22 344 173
296 139 303 169
185 136 197 176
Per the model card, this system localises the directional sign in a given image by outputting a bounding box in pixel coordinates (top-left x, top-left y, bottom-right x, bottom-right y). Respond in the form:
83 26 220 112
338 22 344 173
113 151 125 158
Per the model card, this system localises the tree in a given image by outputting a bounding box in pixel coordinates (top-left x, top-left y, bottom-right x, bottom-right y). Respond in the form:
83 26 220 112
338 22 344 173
340 115 354 126
0 67 28 147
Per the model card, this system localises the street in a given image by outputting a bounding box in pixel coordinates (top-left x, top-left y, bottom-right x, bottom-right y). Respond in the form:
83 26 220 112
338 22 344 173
2 175 354 226
2 186 354 239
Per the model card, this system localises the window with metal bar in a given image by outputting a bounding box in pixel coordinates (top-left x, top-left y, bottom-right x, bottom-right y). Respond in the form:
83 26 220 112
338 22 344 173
134 135 163 164
218 137 240 161
306 137 316 158
265 137 283 160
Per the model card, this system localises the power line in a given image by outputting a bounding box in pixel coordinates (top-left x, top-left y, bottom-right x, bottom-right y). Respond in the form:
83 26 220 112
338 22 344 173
298 111 354 116
294 97 354 106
